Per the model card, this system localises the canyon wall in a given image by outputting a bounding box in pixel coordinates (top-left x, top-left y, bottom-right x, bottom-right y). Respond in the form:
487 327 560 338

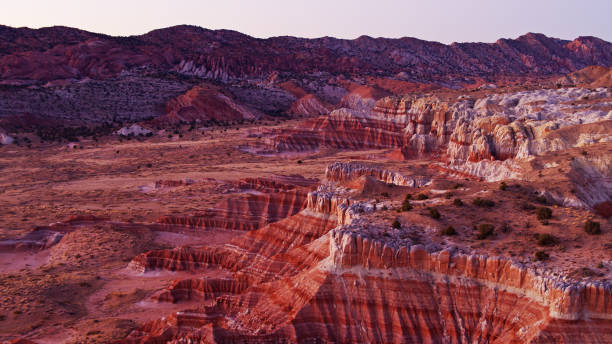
126 183 612 343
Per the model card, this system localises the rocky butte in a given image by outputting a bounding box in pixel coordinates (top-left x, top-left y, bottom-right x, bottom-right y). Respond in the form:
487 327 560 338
0 25 610 344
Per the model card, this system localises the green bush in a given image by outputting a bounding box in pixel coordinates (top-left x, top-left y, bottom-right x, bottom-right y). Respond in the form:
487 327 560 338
473 198 495 208
476 224 494 239
428 207 441 219
534 250 550 261
440 226 456 236
391 220 401 229
536 233 557 246
416 193 428 200
584 220 601 235
453 198 463 206
536 207 552 221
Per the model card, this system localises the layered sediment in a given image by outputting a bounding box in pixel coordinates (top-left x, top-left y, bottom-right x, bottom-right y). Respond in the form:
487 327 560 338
126 181 612 343
325 161 429 187
156 176 315 231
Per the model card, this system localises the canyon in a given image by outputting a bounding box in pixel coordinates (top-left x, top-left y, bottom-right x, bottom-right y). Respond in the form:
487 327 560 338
0 25 611 344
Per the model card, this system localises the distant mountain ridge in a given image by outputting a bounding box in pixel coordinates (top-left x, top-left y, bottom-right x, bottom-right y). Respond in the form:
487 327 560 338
1 25 611 85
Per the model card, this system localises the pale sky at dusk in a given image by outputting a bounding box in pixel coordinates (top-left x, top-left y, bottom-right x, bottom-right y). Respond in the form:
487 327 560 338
1 0 611 43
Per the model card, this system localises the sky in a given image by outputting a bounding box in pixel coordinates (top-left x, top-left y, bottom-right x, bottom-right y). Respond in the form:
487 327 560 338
1 0 611 44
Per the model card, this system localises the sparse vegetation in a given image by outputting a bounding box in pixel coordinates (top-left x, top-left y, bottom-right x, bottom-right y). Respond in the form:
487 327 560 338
535 250 550 261
452 183 463 189
536 233 557 246
416 193 428 200
520 202 536 211
473 197 495 208
453 198 463 206
440 226 456 236
499 182 508 191
584 220 601 235
381 192 390 198
536 207 552 222
401 200 412 211
476 224 494 239
500 222 512 233
391 219 401 229
427 207 441 219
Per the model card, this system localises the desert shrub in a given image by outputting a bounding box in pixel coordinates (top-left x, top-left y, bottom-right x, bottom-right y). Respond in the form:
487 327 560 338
381 192 390 198
444 192 454 199
534 250 550 261
453 198 463 206
297 160 303 164
536 233 557 246
391 219 401 229
452 183 463 189
428 207 441 219
440 226 456 236
520 202 536 211
476 224 494 239
584 220 601 235
499 182 508 191
535 195 548 204
401 200 412 211
473 197 495 208
500 222 512 233
416 193 428 200
404 194 412 200
536 207 553 222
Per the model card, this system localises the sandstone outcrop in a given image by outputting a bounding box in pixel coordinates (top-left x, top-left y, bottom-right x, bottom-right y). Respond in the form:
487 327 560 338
325 161 428 187
126 182 612 343
265 88 611 180
156 177 314 231
557 65 612 87
115 124 152 136
157 84 260 124
289 94 332 116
